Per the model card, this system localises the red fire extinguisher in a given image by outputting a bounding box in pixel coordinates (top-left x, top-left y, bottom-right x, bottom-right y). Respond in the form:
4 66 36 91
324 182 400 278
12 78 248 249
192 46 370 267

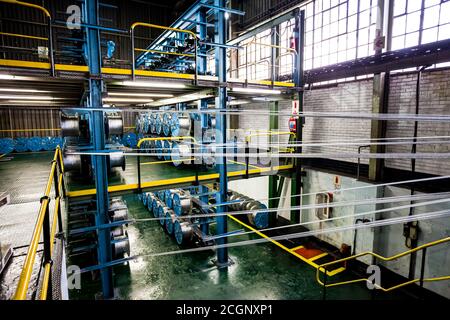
289 117 297 133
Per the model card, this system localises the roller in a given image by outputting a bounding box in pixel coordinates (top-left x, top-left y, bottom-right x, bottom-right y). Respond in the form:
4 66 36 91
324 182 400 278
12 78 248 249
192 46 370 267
105 113 123 137
227 191 269 229
143 114 150 134
174 221 193 246
135 116 141 133
111 226 125 237
109 199 129 222
163 140 172 161
141 192 149 206
61 114 80 137
171 142 192 167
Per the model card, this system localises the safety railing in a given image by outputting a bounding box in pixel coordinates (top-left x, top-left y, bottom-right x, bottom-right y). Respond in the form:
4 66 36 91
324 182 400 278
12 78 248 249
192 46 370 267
0 0 55 76
13 146 65 300
316 236 450 296
136 136 198 192
130 22 198 82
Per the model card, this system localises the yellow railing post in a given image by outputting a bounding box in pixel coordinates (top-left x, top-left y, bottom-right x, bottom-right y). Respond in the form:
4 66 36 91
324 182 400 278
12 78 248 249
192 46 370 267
13 147 65 300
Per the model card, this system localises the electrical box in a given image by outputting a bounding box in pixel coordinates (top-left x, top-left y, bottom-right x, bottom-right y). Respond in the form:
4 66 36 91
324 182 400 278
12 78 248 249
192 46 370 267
315 192 333 220
37 46 49 60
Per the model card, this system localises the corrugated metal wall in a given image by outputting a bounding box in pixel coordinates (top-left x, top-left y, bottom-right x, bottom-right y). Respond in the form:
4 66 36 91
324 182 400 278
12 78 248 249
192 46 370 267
0 108 137 138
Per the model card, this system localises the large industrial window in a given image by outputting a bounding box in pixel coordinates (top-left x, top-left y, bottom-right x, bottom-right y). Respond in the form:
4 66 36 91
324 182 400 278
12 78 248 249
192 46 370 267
303 0 378 71
392 0 450 50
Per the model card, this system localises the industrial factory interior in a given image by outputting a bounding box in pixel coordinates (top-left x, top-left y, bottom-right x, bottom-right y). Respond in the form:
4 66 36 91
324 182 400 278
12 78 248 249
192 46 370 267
0 0 449 307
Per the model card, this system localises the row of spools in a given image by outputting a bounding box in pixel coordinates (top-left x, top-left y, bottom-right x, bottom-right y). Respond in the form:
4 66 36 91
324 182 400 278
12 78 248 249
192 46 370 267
139 189 194 246
138 188 270 246
0 137 64 154
136 112 193 137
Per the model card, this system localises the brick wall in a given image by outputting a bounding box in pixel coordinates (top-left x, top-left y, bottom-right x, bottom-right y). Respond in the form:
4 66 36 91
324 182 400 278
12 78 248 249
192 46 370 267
385 69 450 175
237 68 450 175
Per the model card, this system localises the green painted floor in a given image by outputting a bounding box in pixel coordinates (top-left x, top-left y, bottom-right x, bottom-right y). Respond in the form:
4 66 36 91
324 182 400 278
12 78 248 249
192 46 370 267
1 153 410 300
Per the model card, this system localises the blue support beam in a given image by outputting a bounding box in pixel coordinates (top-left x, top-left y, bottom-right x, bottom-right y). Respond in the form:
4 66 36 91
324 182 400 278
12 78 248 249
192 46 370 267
197 7 210 236
214 0 228 266
85 0 114 299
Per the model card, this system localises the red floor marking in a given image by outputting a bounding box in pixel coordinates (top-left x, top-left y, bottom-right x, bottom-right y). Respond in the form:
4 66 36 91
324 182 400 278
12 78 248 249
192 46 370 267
294 247 324 260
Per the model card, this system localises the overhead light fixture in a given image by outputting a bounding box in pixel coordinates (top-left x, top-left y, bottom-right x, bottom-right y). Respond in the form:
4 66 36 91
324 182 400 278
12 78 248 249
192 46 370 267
118 81 186 89
0 88 50 93
231 88 282 95
146 90 214 107
0 74 15 80
108 92 173 98
252 97 282 102
229 99 250 106
5 100 60 104
0 95 63 100
103 97 154 103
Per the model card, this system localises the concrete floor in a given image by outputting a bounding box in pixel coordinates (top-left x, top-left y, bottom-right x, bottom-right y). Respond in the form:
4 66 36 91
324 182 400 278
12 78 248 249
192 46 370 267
1 153 410 300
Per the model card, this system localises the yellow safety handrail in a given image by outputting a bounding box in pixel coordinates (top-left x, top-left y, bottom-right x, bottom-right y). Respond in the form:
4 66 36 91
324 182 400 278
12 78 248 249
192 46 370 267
0 32 48 41
130 22 198 80
0 0 51 18
14 146 65 300
316 236 450 292
0 0 54 76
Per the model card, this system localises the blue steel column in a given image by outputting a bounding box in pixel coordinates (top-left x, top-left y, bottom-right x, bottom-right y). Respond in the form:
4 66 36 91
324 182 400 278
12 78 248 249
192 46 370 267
85 0 114 298
214 0 228 265
197 8 209 236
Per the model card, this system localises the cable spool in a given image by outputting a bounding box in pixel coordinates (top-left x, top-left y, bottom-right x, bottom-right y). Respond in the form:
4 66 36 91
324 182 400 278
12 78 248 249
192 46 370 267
172 192 192 216
163 140 172 161
61 114 80 137
0 138 15 154
26 136 43 152
63 153 82 172
157 190 165 201
158 206 170 226
155 140 163 160
247 203 269 229
174 221 193 246
171 113 191 137
105 113 124 137
201 144 216 167
209 116 216 128
150 114 157 134
109 199 129 222
152 198 161 217
147 193 156 213
171 142 192 167
143 115 150 134
111 226 125 237
155 114 163 135
165 212 177 235
163 113 172 136
14 138 28 153
135 116 141 133
49 137 63 150
108 152 126 171
164 189 173 207
141 192 149 206
112 237 130 258
122 132 138 148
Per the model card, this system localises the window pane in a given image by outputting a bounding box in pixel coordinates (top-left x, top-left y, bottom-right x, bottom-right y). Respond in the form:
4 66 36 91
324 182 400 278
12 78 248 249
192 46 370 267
392 16 407 36
438 24 450 41
423 6 440 29
394 0 407 16
406 11 421 33
422 27 438 44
